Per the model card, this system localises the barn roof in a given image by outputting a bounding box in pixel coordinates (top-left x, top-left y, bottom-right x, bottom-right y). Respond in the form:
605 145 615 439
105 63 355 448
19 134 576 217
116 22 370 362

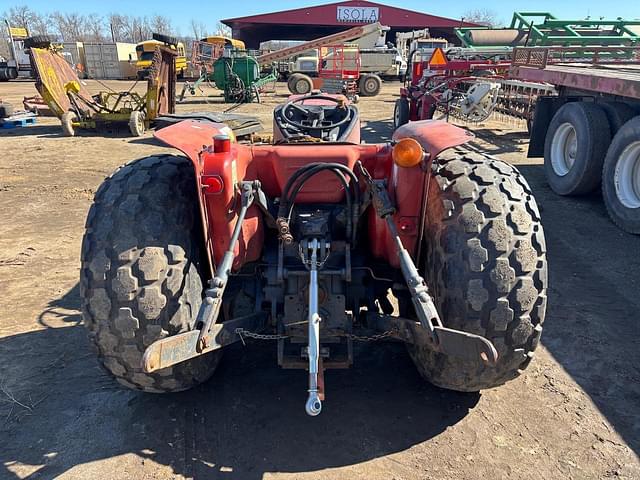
222 1 475 28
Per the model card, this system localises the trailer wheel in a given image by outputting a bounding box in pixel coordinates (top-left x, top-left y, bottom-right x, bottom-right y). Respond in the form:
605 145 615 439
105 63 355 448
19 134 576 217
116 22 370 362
61 111 77 137
393 97 409 129
544 102 611 195
23 35 55 49
407 147 547 391
81 155 222 392
359 74 382 97
287 73 301 93
0 67 18 81
290 74 313 95
602 116 640 234
599 102 636 134
129 111 145 137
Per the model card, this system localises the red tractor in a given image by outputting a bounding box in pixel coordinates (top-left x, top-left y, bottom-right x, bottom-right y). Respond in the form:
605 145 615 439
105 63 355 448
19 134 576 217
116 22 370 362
81 93 547 416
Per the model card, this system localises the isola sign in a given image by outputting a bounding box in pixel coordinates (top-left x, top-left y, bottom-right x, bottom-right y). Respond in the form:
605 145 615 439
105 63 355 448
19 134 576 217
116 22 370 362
337 6 380 23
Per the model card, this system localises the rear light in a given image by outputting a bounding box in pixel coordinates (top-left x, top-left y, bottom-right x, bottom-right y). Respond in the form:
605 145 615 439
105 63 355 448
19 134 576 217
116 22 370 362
213 134 231 153
202 175 224 194
392 137 424 168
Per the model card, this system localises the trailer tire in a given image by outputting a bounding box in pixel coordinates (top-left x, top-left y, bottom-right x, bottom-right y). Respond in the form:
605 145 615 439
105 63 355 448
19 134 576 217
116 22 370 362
0 67 18 81
287 73 302 93
394 97 409 129
359 74 382 97
61 111 77 137
80 155 222 392
291 74 313 95
599 102 636 134
544 102 611 195
407 147 547 391
602 116 640 234
129 111 145 137
152 32 178 46
23 35 55 49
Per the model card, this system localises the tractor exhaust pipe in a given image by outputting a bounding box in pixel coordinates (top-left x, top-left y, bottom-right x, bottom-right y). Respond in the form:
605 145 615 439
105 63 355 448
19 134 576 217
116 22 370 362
305 239 322 416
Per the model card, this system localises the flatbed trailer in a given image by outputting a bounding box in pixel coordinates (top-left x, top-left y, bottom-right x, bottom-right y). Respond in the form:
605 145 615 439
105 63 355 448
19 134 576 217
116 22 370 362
512 46 640 234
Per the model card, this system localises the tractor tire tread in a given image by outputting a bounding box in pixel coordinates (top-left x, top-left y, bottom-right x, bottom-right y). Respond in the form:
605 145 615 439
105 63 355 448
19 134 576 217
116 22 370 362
80 154 221 393
408 146 548 391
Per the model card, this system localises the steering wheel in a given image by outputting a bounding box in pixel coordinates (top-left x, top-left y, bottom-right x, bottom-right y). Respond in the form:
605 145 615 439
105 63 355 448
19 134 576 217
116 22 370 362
283 95 351 131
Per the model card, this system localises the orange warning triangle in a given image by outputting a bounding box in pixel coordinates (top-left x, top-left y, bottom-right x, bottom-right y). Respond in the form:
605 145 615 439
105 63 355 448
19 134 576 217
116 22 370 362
429 48 447 67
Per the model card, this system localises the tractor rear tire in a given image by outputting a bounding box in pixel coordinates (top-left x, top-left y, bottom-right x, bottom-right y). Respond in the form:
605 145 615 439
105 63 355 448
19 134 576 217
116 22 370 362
601 116 640 234
80 155 222 392
407 147 548 391
394 97 409 129
61 111 77 137
290 74 313 95
359 74 382 97
129 111 145 137
544 102 611 195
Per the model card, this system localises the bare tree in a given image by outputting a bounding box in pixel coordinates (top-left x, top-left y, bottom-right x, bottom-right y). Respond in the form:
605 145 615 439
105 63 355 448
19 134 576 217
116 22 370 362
108 13 128 42
190 19 208 40
215 22 231 37
29 13 50 36
84 15 107 41
122 16 153 43
463 8 502 28
4 5 37 30
3 5 181 44
150 15 173 36
49 12 87 41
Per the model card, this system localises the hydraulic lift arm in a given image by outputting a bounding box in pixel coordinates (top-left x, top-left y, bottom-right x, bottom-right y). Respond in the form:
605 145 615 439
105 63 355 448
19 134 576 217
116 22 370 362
359 165 498 365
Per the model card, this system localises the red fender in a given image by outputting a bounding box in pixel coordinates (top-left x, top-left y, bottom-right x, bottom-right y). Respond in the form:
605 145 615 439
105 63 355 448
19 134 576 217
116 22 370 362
367 120 473 267
155 119 472 272
154 120 241 275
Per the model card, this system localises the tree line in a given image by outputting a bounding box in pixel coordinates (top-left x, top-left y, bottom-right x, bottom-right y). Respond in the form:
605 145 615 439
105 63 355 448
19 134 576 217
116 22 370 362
1 5 231 59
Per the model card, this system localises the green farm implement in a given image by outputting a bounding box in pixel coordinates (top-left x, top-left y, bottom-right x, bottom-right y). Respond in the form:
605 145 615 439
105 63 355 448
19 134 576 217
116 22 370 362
456 12 640 50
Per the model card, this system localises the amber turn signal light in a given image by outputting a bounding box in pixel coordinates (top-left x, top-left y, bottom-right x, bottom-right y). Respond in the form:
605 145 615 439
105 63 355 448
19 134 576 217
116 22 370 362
392 137 424 168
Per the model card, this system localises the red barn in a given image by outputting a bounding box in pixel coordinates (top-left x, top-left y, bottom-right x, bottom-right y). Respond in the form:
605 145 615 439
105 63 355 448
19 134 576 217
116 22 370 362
222 0 476 48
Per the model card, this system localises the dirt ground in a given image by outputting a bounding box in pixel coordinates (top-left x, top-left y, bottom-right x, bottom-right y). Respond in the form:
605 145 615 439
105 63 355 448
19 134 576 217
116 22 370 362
0 78 639 480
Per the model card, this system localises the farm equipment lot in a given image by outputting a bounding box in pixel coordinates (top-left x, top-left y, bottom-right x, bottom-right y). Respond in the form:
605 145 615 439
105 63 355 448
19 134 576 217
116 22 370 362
1 79 639 479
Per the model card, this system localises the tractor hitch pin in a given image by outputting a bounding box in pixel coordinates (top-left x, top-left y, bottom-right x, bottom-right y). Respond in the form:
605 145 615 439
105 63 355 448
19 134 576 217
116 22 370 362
305 238 323 416
196 181 259 352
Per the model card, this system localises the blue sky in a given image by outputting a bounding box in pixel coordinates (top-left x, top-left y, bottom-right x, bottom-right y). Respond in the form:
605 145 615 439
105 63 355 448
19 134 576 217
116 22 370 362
4 0 639 36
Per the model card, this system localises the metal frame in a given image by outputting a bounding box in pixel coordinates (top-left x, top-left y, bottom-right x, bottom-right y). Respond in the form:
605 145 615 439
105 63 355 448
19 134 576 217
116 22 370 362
319 45 361 80
510 46 640 100
512 45 640 68
456 12 640 49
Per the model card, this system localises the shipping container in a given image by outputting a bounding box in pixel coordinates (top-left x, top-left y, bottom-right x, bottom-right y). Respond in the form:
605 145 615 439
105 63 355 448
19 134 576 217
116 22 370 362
60 42 86 76
83 42 137 80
